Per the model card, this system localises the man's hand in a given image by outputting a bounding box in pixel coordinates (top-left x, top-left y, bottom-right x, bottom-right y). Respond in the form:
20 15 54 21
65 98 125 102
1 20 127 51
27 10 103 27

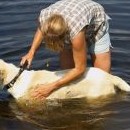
30 83 55 100
20 50 35 69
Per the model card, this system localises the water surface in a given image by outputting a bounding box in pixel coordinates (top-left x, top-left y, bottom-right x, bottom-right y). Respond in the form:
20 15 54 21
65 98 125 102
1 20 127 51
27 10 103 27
0 0 130 130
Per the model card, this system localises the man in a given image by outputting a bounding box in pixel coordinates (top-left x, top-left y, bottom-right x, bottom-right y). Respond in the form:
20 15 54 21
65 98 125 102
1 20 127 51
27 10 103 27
21 0 111 99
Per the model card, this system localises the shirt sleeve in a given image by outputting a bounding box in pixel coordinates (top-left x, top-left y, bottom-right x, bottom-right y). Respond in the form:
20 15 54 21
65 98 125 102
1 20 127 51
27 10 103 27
39 8 51 28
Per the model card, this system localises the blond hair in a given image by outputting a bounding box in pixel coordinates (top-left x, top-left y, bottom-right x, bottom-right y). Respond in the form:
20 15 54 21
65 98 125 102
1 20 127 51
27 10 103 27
42 14 69 52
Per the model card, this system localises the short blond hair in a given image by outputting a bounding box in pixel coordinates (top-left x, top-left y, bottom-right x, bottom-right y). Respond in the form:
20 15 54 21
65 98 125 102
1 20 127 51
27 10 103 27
42 14 69 52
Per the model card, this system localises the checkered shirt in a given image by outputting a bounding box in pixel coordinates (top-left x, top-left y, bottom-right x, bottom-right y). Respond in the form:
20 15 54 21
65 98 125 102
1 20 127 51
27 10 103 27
39 0 110 44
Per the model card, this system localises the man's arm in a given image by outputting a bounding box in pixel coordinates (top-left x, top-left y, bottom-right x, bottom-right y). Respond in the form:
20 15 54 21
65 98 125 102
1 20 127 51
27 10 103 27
53 29 87 89
29 27 43 54
21 27 44 67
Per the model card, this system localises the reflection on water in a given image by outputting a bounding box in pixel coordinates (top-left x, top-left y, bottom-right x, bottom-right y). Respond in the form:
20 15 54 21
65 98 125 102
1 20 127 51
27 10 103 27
0 0 130 130
0 93 129 130
1 97 111 130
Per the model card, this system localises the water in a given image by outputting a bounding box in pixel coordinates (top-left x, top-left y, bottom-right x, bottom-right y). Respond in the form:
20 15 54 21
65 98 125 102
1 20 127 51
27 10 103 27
0 0 130 130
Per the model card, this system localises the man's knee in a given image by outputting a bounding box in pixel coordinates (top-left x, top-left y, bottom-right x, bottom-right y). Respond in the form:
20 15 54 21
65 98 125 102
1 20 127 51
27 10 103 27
91 51 111 72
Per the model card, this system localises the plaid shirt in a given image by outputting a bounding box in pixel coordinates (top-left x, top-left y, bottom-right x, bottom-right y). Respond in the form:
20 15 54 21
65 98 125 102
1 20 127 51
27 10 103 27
39 0 110 44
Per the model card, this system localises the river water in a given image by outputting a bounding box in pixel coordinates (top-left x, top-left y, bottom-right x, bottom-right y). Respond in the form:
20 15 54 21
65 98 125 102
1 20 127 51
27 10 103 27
0 0 130 130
